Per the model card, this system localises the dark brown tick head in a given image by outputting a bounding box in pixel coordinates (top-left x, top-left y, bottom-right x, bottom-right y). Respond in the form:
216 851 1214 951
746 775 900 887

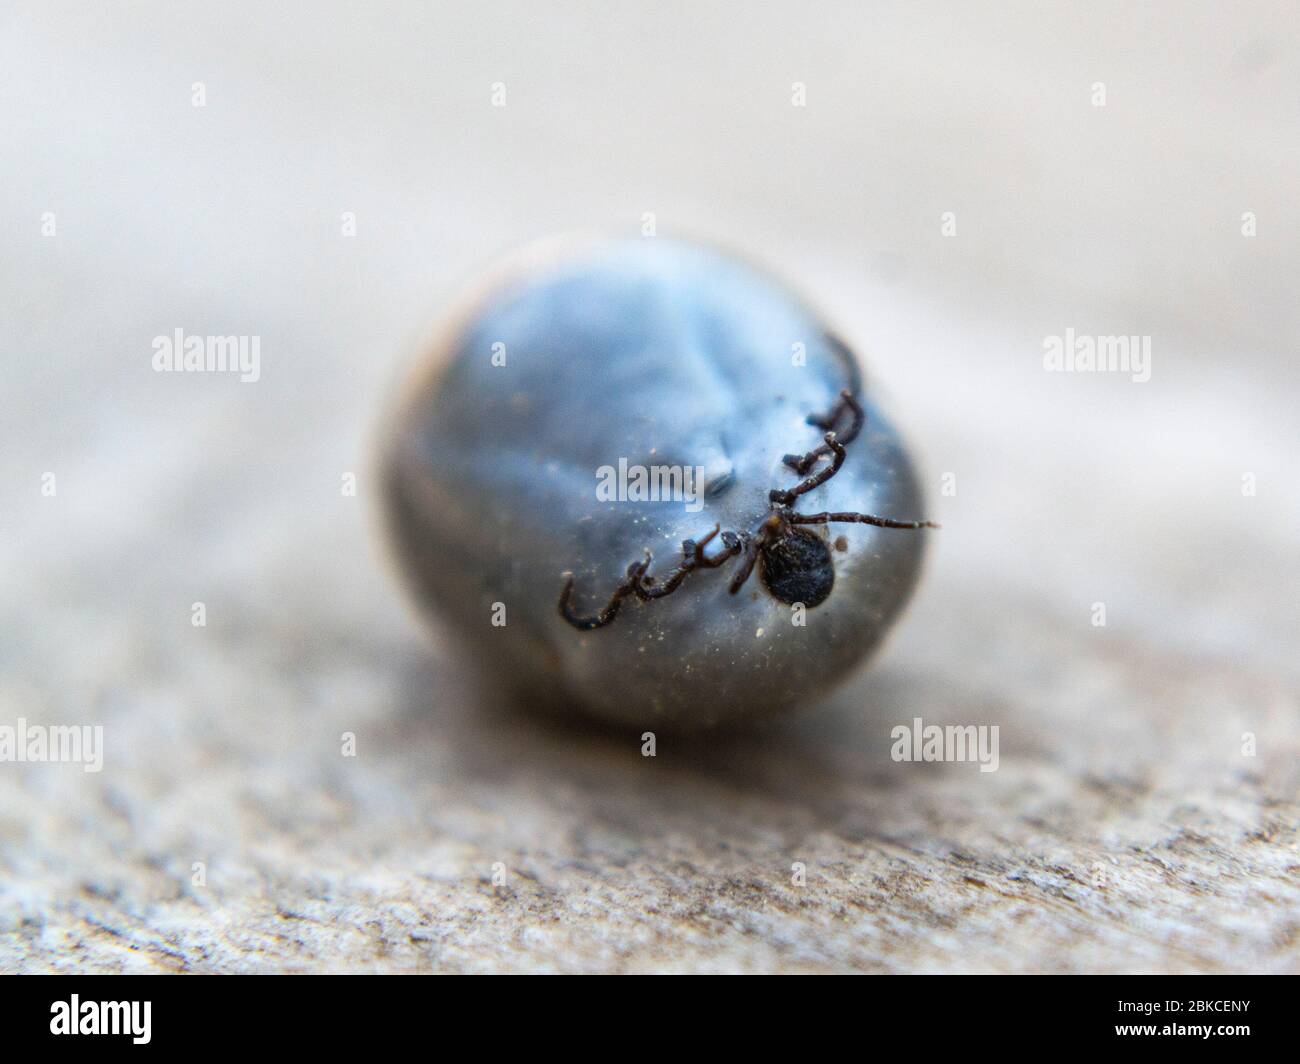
759 526 835 608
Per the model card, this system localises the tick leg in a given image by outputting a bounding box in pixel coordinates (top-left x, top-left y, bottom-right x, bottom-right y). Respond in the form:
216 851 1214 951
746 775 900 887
695 525 742 568
771 432 847 506
637 550 692 599
790 511 940 530
559 574 628 629
727 534 762 594
560 527 744 627
558 554 651 629
784 391 865 474
637 525 741 599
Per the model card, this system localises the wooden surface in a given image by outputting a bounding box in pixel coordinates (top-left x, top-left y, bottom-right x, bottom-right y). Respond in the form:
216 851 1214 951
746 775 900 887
1 3 1297 973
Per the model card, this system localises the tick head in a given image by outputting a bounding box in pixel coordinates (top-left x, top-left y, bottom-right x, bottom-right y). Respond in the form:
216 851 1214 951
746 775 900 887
759 527 835 608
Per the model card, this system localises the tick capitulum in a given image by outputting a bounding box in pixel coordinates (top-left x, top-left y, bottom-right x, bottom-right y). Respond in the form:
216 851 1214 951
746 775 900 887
558 390 939 630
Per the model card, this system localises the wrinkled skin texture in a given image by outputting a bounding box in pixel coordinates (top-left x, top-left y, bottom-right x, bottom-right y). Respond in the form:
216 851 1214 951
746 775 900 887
382 238 929 730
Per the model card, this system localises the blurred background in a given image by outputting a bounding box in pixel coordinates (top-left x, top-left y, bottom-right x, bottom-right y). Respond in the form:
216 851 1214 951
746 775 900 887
1 2 1296 972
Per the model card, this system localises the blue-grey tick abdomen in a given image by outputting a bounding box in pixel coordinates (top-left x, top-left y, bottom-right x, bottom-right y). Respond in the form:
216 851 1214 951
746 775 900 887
381 237 931 730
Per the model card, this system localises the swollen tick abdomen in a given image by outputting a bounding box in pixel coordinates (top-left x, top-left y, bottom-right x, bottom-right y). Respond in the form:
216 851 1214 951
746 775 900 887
381 236 936 730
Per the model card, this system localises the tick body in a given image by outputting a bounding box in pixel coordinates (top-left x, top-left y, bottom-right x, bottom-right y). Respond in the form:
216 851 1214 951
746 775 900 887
381 237 934 730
